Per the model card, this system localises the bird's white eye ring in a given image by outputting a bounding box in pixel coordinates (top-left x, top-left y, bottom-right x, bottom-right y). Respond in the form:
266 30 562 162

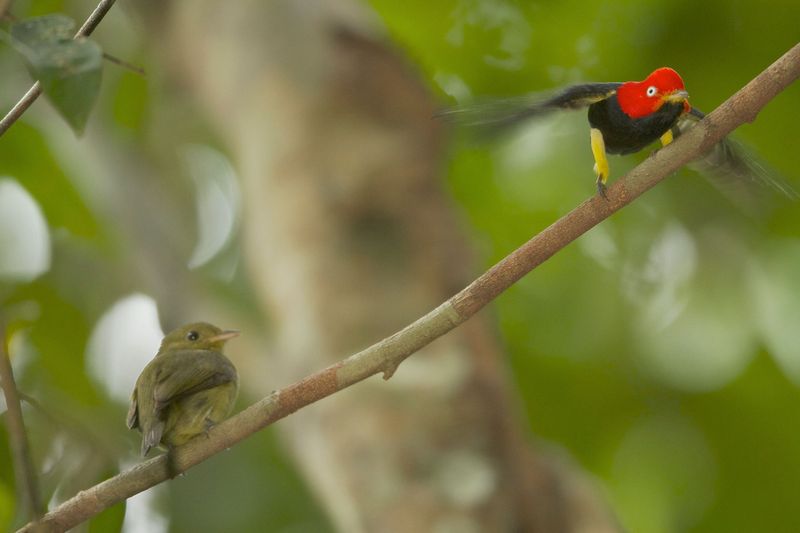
646 86 658 97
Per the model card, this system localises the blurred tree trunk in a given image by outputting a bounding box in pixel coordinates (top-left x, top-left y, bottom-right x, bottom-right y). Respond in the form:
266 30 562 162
141 1 620 531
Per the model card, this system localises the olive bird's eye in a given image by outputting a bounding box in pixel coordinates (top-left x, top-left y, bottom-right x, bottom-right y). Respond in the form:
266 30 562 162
186 331 199 341
646 86 658 97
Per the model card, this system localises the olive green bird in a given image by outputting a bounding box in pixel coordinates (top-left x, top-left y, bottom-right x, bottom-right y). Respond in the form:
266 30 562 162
127 322 239 456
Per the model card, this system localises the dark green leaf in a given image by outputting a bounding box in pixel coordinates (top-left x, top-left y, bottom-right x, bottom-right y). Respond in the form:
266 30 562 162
32 40 103 133
8 15 103 134
9 14 75 48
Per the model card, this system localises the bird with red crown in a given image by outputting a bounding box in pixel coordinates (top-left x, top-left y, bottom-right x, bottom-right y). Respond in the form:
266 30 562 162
441 67 796 203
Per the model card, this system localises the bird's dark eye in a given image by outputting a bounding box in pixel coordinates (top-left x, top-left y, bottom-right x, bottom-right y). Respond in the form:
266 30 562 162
186 331 199 341
646 86 658 97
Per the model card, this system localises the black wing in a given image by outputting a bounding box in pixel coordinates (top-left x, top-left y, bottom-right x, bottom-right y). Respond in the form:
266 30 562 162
674 108 798 213
437 82 621 135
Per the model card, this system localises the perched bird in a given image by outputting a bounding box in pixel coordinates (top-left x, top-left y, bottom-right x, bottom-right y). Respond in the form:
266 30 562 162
127 322 239 457
440 67 796 203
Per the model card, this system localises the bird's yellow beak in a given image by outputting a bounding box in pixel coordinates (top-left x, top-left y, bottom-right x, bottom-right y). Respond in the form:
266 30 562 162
664 89 689 103
207 330 240 343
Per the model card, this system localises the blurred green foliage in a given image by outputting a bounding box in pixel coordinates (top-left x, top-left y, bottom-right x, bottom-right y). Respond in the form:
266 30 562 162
0 123 98 237
0 0 798 532
368 1 800 532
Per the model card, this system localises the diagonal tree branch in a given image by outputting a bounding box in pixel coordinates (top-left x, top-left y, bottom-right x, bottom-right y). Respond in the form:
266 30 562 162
0 326 44 521
18 42 800 533
0 0 117 137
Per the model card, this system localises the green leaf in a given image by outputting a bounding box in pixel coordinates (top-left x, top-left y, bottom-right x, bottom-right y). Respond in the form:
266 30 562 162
9 13 74 47
32 41 103 134
8 15 103 134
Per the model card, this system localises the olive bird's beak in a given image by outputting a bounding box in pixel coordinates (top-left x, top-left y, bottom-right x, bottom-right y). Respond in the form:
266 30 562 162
664 89 689 103
208 330 240 343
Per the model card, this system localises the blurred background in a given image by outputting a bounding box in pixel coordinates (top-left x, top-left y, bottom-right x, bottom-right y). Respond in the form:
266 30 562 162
1 0 799 532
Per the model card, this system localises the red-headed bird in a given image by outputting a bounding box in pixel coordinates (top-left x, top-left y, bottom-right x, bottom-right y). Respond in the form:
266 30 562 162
441 67 796 205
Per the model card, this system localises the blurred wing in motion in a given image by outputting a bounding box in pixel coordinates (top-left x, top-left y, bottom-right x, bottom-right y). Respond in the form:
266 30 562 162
674 108 799 214
437 82 622 136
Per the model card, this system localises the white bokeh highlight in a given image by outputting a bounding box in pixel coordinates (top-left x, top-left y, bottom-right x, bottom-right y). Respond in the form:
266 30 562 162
183 145 240 270
0 178 51 281
751 240 800 385
628 223 757 391
86 294 163 402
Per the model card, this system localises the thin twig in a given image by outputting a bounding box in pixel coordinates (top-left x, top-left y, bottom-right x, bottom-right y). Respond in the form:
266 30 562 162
16 42 800 533
74 0 116 37
0 83 42 136
0 327 44 521
102 53 145 76
0 0 118 137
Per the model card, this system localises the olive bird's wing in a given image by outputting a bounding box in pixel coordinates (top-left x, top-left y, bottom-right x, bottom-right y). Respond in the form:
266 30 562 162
673 108 798 213
436 82 621 135
152 350 237 413
138 350 237 456
126 389 139 430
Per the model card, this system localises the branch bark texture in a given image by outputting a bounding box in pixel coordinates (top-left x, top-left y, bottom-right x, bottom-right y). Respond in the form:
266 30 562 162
18 40 800 533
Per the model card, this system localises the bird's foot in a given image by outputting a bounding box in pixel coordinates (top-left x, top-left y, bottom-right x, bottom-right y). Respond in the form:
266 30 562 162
203 418 216 439
593 162 609 200
596 180 608 200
